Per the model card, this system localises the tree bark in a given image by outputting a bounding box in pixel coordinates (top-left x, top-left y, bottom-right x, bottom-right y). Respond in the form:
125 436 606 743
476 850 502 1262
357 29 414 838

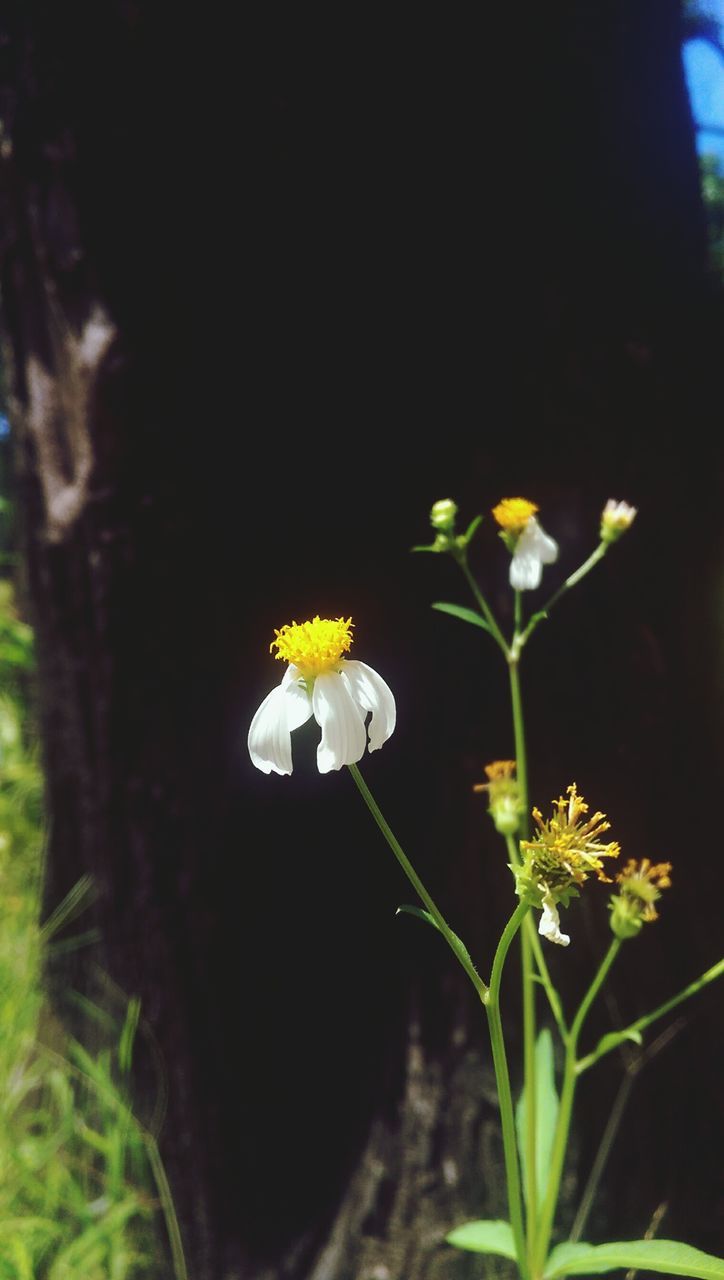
1 4 722 1278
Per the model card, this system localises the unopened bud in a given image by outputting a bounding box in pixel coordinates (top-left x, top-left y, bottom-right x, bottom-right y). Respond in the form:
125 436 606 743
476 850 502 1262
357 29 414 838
430 498 458 533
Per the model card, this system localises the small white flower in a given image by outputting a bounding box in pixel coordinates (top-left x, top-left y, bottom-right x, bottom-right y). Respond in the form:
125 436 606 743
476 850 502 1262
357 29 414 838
248 616 396 775
510 516 559 590
538 888 570 947
600 499 637 543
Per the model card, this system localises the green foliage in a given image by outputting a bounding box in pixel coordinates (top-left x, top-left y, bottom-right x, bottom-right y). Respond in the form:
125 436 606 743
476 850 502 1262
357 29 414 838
699 153 724 282
0 579 186 1279
542 1238 724 1279
515 1030 559 1213
445 1219 516 1259
430 601 492 632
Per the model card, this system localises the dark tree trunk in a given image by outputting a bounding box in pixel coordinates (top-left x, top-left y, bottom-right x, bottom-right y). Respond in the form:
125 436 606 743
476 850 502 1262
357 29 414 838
1 3 723 1278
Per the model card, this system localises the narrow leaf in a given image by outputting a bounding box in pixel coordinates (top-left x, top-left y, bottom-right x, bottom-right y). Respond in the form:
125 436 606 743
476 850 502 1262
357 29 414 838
591 1027 643 1059
445 1219 516 1258
396 906 478 975
516 1028 559 1210
544 1238 724 1279
462 513 484 543
431 602 491 633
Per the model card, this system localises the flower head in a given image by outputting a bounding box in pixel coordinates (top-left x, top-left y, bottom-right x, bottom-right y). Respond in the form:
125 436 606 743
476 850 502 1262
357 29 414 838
248 615 396 776
492 497 558 590
474 759 524 836
429 498 459 533
492 497 539 535
609 857 672 939
600 499 637 544
516 783 621 945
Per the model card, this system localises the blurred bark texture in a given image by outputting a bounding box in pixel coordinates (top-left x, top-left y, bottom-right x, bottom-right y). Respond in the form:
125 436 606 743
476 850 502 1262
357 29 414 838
0 3 722 1278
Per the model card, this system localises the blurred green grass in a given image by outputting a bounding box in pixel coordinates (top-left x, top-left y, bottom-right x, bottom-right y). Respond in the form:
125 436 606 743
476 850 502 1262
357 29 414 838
0 577 185 1280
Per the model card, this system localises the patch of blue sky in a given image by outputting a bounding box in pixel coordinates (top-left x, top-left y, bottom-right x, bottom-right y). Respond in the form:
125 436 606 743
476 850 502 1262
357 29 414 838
683 37 724 170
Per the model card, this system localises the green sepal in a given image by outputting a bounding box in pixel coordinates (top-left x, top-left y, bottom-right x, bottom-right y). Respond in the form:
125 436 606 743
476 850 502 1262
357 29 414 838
515 1027 559 1210
431 602 491 633
445 1219 516 1258
543 1238 724 1279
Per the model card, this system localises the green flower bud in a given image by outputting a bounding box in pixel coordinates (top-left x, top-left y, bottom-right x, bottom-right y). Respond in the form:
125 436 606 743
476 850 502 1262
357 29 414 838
608 893 644 940
429 498 458 533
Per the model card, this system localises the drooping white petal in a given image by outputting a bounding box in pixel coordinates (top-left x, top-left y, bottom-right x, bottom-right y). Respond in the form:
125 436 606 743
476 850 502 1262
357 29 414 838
510 517 559 590
538 892 570 947
248 665 312 775
341 660 396 751
312 671 367 773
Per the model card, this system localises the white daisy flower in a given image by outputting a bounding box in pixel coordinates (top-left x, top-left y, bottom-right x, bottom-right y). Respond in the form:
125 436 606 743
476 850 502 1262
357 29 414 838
538 888 570 947
491 497 559 591
248 615 396 776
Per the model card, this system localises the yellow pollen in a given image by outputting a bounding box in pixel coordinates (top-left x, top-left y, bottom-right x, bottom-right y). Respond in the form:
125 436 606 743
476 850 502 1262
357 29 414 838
474 760 517 792
492 497 538 534
270 615 354 677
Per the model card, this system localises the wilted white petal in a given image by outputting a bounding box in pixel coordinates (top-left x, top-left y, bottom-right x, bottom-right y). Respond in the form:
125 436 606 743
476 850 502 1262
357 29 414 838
538 893 570 947
248 666 312 775
510 516 558 590
313 671 367 773
510 548 543 590
341 660 396 751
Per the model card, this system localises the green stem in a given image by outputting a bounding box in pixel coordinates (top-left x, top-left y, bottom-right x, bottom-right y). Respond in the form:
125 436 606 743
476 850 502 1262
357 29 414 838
508 660 529 822
456 554 511 658
486 900 532 1280
505 836 566 1035
347 762 489 1002
533 937 621 1274
144 1133 190 1280
576 955 724 1074
513 542 609 657
507 658 537 1265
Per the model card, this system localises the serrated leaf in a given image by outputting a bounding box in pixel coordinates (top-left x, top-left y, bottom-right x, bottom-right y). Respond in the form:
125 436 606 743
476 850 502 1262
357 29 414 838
431 602 491 633
445 1219 516 1258
516 1028 559 1211
543 1238 724 1279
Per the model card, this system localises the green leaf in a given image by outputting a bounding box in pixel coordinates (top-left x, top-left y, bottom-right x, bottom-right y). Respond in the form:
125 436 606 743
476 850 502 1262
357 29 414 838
591 1027 643 1059
516 1027 559 1211
396 905 478 975
462 513 484 544
445 1219 516 1258
544 1238 724 1279
431 602 491 633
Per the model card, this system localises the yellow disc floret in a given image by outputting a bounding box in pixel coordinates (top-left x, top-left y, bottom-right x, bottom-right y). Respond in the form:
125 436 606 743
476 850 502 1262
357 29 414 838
520 783 621 890
271 615 354 678
492 497 538 534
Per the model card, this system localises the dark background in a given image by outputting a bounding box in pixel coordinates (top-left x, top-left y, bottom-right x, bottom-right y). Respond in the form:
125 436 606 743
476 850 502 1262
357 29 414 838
1 2 724 1277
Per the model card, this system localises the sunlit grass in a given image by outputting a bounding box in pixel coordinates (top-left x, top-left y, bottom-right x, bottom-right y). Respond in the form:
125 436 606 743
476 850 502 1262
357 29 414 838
0 579 185 1279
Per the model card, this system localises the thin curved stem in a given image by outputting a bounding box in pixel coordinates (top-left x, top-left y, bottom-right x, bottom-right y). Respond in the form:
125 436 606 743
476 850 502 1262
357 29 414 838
513 543 608 657
456 555 511 658
347 762 488 1002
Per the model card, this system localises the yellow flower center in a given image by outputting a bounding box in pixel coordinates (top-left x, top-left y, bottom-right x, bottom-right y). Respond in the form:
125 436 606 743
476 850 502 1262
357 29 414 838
270 615 354 678
521 783 620 887
491 497 538 534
